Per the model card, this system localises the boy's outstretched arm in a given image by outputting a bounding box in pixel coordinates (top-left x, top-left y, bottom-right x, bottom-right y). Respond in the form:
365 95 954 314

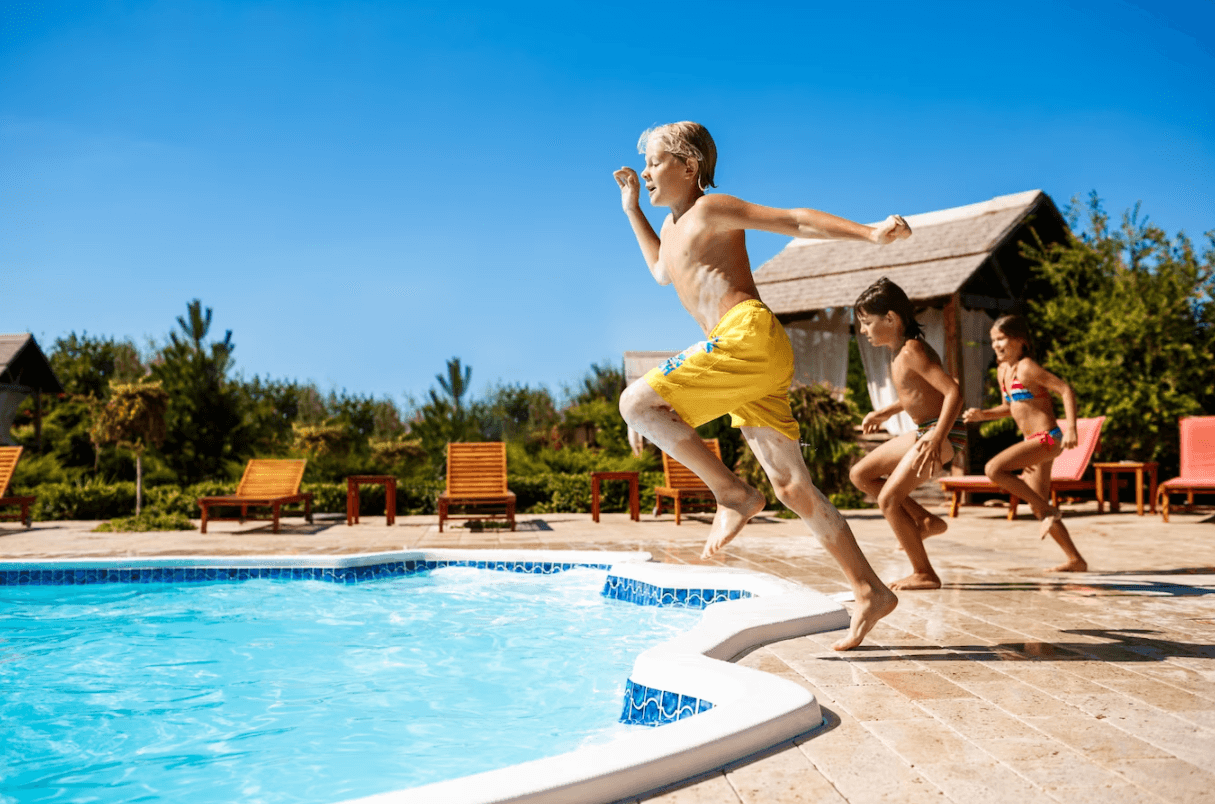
702 195 912 244
613 167 668 284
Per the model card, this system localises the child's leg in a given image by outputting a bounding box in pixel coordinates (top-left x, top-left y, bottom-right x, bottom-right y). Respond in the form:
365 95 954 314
849 433 946 536
1022 463 1088 571
743 426 898 650
619 382 766 553
878 448 945 590
984 440 1061 518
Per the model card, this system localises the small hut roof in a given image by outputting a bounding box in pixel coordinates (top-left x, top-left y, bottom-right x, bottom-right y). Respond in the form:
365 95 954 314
0 334 64 393
754 189 1064 314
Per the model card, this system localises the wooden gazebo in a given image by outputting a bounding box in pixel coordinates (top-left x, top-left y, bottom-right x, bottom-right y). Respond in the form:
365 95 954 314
0 334 65 451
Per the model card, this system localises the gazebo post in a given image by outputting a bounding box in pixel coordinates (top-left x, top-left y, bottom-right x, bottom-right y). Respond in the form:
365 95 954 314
943 293 967 475
34 389 42 453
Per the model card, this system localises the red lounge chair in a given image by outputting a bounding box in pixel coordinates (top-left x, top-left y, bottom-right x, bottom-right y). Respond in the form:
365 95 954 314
198 459 313 533
438 442 515 532
939 417 1106 519
1158 416 1215 522
655 439 720 525
0 446 36 528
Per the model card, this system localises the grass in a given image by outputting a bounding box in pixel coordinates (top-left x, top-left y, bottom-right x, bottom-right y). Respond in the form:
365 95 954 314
93 511 196 532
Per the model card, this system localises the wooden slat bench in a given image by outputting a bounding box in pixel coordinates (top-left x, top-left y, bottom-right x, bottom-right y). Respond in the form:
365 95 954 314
438 442 515 532
0 446 36 528
654 438 720 525
198 459 313 533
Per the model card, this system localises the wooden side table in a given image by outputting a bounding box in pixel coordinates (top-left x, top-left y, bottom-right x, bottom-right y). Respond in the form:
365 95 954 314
1094 462 1158 516
347 475 396 526
591 471 640 523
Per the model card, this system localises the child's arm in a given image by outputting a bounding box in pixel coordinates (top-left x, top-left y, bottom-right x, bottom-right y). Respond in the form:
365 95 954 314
701 195 911 245
1021 359 1079 449
862 401 904 434
963 402 1010 424
906 344 964 474
613 167 669 284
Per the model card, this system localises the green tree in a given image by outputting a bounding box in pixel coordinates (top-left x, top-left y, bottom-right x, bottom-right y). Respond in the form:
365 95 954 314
408 357 483 467
1024 194 1214 475
151 300 245 483
90 380 169 514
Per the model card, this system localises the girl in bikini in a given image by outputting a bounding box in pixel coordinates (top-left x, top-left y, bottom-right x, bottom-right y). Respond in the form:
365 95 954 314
962 314 1088 572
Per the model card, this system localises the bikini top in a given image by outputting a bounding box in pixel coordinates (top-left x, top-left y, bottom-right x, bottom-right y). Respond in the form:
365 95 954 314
1001 374 1046 404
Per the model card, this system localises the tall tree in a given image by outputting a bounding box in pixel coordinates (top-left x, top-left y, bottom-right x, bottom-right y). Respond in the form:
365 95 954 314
151 300 245 483
1025 194 1214 474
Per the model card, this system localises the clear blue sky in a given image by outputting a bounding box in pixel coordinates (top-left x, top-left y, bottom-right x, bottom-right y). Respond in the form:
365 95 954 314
4 0 1212 409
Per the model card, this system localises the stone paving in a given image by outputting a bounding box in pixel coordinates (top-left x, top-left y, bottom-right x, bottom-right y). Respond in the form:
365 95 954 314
2 500 1213 803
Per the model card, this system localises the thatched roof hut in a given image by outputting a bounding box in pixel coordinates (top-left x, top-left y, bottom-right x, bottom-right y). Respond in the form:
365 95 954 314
0 334 64 448
755 189 1068 317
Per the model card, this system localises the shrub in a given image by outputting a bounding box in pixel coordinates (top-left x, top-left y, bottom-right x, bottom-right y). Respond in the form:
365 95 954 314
93 511 195 532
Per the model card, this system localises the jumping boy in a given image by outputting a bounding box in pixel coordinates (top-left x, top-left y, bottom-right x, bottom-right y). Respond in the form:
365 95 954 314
613 121 911 649
849 278 965 590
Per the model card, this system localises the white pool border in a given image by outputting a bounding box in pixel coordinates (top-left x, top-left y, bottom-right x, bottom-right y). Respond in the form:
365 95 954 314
1 549 849 804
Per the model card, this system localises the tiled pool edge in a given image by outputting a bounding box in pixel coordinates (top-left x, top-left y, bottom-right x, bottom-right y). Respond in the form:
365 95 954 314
352 560 850 804
1 550 850 804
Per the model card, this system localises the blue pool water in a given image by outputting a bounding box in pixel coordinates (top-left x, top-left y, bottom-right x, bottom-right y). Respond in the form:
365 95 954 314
0 567 702 804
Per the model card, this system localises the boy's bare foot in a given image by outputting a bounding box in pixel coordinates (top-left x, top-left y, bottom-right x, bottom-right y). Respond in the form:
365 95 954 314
919 514 948 539
1039 506 1062 539
700 486 767 559
890 572 941 590
1048 558 1088 572
831 584 898 651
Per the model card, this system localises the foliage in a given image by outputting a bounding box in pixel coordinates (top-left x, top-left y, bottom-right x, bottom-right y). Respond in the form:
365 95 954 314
566 361 626 406
151 300 246 484
48 332 145 398
845 336 874 418
735 384 865 509
90 379 169 514
93 511 195 532
1023 194 1214 475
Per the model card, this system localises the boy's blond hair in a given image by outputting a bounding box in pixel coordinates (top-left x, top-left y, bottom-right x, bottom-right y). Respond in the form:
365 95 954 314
637 121 717 190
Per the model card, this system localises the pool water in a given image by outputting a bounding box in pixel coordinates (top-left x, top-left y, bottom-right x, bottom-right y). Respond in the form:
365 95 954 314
0 567 701 804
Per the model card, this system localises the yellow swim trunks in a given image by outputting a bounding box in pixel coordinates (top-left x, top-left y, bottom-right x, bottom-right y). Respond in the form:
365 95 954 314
645 299 799 442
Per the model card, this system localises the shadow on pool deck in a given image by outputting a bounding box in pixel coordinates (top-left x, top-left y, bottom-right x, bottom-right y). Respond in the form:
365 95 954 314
3 501 1214 803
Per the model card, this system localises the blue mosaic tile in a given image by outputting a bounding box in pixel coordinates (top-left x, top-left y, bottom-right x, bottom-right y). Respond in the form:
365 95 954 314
600 575 752 609
0 557 617 586
619 679 714 726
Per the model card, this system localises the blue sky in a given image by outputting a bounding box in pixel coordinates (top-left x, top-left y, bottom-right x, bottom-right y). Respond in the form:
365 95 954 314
4 0 1212 409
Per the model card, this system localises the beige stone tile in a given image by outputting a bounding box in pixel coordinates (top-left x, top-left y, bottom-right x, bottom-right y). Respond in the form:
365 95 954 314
1039 783 1176 804
824 684 927 722
796 717 943 803
1020 715 1171 762
919 697 1043 740
911 759 1048 804
640 772 741 803
726 744 848 804
972 736 1073 764
961 679 1079 717
870 670 976 701
1107 758 1215 803
864 718 994 766
924 659 1018 686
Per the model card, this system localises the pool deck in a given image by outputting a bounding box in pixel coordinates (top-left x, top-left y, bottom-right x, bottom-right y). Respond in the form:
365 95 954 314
4 501 1214 804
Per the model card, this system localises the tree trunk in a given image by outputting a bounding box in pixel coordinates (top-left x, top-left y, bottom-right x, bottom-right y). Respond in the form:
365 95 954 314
136 453 143 516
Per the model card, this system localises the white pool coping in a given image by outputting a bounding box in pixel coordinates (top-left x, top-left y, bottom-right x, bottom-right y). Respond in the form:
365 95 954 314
1 549 849 804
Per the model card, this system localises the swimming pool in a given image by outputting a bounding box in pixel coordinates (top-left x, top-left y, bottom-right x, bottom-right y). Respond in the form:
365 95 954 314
0 550 849 804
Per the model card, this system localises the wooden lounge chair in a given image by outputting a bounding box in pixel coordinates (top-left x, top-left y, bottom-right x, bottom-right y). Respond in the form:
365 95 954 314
438 442 515 532
939 417 1106 519
198 459 313 533
1158 416 1215 522
654 438 720 525
0 446 36 528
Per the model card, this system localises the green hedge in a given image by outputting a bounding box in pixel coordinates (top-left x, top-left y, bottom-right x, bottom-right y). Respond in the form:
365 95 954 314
15 473 667 521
